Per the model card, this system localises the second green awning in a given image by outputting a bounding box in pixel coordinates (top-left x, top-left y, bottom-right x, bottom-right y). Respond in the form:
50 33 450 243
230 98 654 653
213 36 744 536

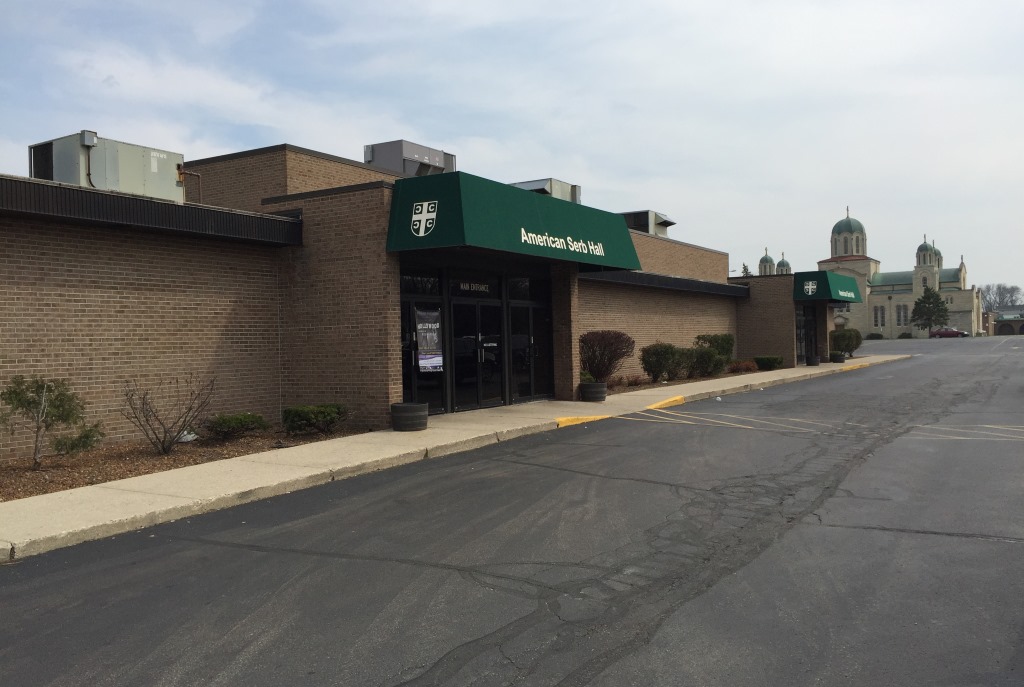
793 271 862 302
387 172 641 269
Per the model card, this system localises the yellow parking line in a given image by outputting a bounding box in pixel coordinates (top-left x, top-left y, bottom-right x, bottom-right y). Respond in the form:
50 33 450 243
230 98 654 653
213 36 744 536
908 433 1023 442
556 416 610 428
913 427 1024 440
646 396 685 410
682 412 835 429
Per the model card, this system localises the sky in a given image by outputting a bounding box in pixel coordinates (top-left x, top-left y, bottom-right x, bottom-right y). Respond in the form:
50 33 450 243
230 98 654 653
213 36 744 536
1 1 1022 286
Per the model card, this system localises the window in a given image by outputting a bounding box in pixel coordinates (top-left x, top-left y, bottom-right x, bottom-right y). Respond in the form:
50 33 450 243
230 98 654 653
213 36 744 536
922 276 928 288
834 302 850 313
873 305 886 327
855 236 861 254
896 304 909 326
844 236 850 254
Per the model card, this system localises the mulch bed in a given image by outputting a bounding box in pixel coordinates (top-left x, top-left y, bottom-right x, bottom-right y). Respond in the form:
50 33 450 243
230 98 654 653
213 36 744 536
0 429 361 503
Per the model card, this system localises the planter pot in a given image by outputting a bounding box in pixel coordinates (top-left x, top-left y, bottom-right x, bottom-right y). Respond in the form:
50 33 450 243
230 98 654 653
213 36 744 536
579 382 607 402
806 356 820 367
391 402 428 431
829 352 846 363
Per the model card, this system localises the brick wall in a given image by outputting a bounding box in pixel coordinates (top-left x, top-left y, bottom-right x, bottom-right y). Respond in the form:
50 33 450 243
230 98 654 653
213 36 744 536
284 149 400 195
0 216 282 457
631 232 729 282
183 147 289 212
730 275 797 367
184 146 401 213
263 186 402 430
578 280 737 381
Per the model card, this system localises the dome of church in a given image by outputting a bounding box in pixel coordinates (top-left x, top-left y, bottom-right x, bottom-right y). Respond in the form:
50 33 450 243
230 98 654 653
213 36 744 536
832 217 865 235
776 257 790 269
917 241 935 253
759 253 775 265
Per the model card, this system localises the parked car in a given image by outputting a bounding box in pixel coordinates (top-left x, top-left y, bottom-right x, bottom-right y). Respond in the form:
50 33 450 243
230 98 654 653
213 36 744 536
930 327 970 338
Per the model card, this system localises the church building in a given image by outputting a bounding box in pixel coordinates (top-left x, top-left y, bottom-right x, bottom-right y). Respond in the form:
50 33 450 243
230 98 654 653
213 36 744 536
815 212 982 337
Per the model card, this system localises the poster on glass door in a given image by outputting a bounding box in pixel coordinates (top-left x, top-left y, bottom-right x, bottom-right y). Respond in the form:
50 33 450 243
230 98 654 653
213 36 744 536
415 307 443 372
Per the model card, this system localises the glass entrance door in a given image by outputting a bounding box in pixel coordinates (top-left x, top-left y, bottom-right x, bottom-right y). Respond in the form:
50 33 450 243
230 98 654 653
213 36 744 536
452 302 504 410
401 300 445 411
510 305 554 401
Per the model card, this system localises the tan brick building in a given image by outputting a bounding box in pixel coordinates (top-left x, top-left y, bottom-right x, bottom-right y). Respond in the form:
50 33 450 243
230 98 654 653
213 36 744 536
1 133 855 457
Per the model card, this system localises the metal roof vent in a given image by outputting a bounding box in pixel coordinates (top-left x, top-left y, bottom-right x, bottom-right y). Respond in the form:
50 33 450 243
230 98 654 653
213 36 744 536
363 139 456 176
621 210 676 238
510 178 582 204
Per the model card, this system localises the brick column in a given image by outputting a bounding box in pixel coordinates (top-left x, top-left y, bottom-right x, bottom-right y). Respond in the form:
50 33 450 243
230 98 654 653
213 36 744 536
550 263 579 400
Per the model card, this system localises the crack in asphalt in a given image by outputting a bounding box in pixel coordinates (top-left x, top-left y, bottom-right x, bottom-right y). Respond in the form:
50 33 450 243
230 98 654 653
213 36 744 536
813 522 1024 544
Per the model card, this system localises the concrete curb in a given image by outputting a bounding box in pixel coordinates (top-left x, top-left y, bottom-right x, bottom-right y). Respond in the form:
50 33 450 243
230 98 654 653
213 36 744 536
0 354 910 561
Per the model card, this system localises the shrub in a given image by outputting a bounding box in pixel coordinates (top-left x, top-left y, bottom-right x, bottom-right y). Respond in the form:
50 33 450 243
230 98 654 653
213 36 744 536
206 412 271 440
754 356 784 371
865 332 884 340
579 330 636 383
121 374 216 455
626 374 647 387
831 328 863 356
52 423 105 456
640 342 677 383
897 332 913 339
694 334 735 361
1 376 103 470
282 404 348 435
669 347 697 380
690 347 727 378
580 370 595 383
727 360 758 374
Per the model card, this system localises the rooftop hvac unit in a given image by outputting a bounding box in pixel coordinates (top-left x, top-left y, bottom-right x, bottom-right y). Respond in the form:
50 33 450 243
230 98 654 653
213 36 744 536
510 178 582 204
621 210 675 237
28 130 185 203
363 139 456 176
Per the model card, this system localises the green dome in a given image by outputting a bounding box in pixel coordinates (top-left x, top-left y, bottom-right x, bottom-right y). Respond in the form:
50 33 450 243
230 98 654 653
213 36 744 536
832 217 865 235
917 242 935 253
759 254 775 265
777 258 791 269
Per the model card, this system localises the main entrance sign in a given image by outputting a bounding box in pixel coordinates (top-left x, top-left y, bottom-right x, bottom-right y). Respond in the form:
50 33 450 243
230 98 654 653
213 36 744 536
793 271 862 302
388 172 641 270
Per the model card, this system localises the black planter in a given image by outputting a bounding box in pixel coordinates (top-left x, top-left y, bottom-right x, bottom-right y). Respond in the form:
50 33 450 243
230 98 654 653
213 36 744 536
579 382 607 402
806 356 820 367
391 402 428 431
829 352 846 363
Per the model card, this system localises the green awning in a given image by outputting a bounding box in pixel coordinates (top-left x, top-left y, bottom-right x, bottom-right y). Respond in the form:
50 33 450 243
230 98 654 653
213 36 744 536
387 172 641 269
793 271 862 302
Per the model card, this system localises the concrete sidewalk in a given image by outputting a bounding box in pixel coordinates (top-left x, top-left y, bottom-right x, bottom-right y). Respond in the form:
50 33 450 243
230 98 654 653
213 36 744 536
0 355 909 561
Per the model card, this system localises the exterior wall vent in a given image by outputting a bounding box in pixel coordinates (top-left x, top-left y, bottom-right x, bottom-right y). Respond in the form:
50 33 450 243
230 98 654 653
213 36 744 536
28 131 185 203
363 139 456 176
621 210 676 238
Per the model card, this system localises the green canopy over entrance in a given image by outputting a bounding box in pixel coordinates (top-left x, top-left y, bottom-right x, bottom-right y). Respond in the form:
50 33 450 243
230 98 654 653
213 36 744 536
387 172 642 270
793 271 862 302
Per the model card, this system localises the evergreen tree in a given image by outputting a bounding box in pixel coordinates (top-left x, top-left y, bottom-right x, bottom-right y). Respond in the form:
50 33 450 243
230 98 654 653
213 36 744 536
741 263 752 277
910 286 950 333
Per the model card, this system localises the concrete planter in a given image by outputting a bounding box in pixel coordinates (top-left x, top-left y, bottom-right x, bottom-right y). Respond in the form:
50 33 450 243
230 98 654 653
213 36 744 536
829 352 846 363
806 355 820 367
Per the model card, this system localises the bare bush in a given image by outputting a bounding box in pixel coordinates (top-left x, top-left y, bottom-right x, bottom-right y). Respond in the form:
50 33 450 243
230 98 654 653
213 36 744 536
121 374 215 455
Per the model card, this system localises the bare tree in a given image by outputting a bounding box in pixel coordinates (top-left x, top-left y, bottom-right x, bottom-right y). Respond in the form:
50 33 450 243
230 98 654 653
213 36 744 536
121 374 215 455
980 283 1023 312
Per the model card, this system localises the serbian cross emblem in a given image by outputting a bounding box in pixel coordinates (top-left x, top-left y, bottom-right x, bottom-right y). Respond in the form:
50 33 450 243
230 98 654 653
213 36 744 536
804 281 818 296
411 201 438 237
